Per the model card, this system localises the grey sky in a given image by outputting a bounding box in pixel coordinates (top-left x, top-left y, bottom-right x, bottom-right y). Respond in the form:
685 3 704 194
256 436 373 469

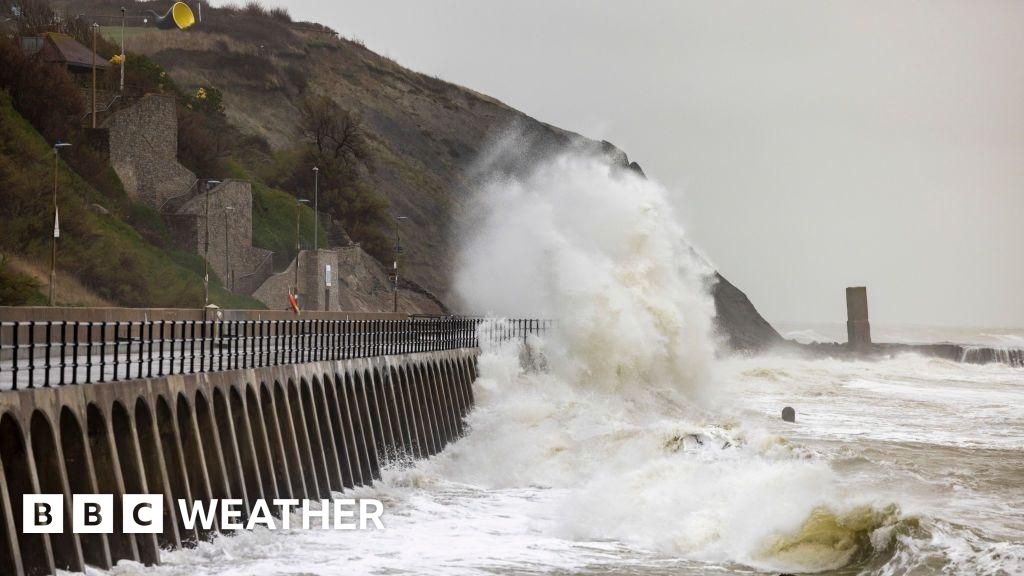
251 1 1023 327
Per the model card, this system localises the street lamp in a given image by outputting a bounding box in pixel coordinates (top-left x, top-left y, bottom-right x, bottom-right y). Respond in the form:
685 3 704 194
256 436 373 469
223 205 234 292
295 199 310 295
91 22 99 128
202 179 222 308
392 216 408 313
49 141 72 307
312 166 319 252
119 7 126 93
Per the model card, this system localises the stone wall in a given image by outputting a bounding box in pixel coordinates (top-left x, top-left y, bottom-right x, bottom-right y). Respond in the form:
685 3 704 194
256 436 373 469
253 246 444 314
103 94 195 209
176 180 271 292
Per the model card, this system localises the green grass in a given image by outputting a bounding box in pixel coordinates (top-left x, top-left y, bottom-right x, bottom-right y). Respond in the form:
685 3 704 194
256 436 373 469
99 27 151 43
0 91 264 310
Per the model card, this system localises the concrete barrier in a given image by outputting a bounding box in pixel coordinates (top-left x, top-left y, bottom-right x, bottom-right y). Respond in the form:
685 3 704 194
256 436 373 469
0 349 478 575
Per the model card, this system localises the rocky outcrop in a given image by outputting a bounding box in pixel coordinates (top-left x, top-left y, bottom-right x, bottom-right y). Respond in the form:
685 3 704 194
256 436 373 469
710 273 783 352
603 144 782 353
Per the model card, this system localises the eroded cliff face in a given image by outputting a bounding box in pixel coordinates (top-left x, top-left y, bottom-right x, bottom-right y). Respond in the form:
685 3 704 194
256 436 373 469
709 273 783 352
99 9 779 350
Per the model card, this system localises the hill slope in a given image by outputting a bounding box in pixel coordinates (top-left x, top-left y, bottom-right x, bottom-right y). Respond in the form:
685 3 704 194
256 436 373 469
49 1 782 350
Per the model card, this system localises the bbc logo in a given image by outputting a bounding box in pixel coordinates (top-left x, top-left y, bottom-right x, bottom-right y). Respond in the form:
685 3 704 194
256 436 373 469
23 495 163 534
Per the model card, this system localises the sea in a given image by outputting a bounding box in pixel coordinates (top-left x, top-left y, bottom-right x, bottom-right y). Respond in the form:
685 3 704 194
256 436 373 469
88 148 1024 576
92 323 1023 576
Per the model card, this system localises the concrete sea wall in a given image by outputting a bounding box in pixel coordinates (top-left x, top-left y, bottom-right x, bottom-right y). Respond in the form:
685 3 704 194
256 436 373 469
0 349 477 575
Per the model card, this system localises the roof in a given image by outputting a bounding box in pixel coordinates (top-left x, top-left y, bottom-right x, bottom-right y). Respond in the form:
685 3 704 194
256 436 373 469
39 33 110 71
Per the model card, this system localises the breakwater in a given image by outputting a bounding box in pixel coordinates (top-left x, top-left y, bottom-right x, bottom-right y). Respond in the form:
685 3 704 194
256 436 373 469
0 315 549 576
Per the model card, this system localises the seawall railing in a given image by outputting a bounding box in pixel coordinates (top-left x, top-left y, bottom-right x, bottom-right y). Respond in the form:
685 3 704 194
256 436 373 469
0 314 551 575
0 317 553 391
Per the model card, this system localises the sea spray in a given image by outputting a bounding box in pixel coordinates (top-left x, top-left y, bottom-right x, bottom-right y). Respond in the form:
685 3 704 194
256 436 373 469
443 145 903 572
454 148 719 406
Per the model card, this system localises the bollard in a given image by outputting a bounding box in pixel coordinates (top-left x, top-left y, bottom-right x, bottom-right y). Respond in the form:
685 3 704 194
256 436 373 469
781 407 796 422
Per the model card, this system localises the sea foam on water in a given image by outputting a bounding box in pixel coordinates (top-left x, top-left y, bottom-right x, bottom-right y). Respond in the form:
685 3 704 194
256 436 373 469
446 145 904 572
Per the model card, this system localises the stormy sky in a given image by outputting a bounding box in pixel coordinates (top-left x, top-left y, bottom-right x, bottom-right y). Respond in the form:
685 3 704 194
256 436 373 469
253 1 1023 328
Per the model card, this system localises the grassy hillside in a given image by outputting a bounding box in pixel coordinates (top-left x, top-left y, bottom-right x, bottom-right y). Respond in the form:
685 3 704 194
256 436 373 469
52 0 584 306
0 90 261 308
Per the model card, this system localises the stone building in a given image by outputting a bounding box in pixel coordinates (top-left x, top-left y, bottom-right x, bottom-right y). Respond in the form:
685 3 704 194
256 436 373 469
94 93 441 312
172 180 272 293
103 95 194 209
99 95 271 294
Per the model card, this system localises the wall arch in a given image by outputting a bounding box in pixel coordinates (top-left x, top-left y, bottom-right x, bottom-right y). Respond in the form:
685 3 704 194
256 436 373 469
428 358 452 438
416 362 444 453
298 379 330 497
192 391 229 506
1 412 51 576
59 407 109 569
287 380 320 497
245 385 278 501
229 385 263 506
337 372 369 486
369 368 396 461
273 381 307 500
85 404 136 564
212 387 246 516
310 377 344 493
30 410 81 572
385 364 409 455
396 365 424 459
110 401 158 566
177 393 217 537
407 364 436 456
352 371 381 478
259 383 293 499
156 396 196 545
133 399 180 551
322 374 356 489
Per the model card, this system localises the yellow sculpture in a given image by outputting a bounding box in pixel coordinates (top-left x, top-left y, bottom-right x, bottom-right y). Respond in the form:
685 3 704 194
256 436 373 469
149 2 196 30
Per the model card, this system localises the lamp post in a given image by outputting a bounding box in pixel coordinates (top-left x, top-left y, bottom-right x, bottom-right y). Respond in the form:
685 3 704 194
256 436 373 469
119 7 126 93
223 205 234 292
91 22 99 128
312 166 319 252
49 141 72 307
392 216 408 314
202 179 221 308
295 199 310 295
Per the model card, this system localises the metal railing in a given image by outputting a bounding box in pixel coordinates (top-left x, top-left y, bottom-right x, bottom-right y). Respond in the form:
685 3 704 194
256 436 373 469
0 317 552 391
235 252 275 295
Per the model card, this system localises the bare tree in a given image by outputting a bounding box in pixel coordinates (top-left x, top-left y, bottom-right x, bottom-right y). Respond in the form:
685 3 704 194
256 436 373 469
2 0 56 35
300 95 367 161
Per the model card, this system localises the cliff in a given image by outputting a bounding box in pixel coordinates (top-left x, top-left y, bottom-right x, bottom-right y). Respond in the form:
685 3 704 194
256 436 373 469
48 0 782 350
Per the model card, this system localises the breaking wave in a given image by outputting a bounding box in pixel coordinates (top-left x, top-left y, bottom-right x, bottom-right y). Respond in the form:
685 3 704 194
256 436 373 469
447 146 908 573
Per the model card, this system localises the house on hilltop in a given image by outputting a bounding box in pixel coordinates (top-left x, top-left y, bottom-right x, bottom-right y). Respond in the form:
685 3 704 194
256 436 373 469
21 32 109 78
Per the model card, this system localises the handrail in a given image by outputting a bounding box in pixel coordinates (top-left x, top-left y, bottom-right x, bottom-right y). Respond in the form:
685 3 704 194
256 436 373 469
0 317 553 391
159 177 202 213
235 251 275 295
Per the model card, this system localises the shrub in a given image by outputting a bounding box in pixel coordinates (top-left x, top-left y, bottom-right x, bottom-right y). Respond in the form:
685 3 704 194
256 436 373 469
177 103 229 177
0 256 42 306
269 6 292 22
262 146 392 264
243 1 267 17
0 36 85 144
